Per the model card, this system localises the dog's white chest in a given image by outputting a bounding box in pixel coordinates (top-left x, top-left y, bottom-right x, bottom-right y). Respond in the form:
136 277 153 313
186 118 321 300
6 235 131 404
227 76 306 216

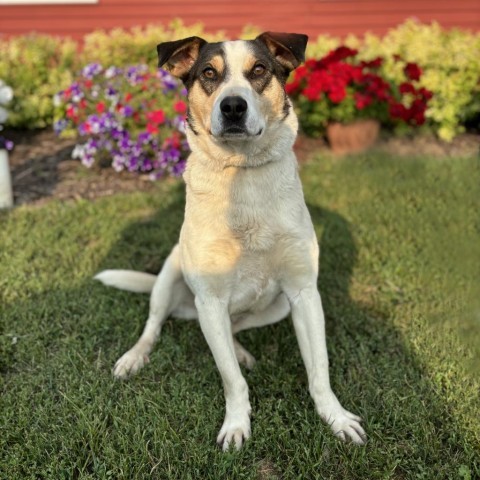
229 260 281 315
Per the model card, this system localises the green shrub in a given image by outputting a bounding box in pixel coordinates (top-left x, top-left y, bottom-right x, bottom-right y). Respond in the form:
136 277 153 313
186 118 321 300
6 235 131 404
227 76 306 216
80 19 224 69
0 34 77 128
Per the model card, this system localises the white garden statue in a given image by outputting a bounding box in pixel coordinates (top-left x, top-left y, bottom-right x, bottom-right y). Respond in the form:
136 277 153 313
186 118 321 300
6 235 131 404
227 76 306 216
0 79 14 209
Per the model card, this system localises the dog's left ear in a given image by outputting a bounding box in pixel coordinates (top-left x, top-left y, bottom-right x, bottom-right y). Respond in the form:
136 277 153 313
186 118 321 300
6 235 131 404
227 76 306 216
157 36 207 80
256 32 308 72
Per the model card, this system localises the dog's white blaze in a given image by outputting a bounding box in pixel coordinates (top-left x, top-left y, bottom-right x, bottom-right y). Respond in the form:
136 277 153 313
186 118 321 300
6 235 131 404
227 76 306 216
210 41 265 138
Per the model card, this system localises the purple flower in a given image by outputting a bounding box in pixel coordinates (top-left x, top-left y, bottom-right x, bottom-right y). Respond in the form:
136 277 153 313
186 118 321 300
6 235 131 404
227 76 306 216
126 65 148 85
105 86 118 99
82 63 103 79
0 136 14 150
158 69 179 92
127 156 139 171
121 105 134 117
171 159 186 176
54 119 69 134
112 153 125 172
137 131 151 144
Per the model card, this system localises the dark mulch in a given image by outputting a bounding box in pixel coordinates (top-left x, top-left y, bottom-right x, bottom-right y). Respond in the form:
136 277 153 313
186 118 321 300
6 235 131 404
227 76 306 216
4 128 479 206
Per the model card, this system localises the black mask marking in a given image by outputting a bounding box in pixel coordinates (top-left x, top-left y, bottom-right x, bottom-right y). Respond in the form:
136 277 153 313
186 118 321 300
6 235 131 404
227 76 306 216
184 43 228 96
245 39 291 89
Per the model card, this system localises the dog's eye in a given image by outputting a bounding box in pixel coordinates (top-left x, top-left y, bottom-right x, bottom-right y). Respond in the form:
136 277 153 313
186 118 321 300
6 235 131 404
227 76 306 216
203 67 217 79
253 64 266 76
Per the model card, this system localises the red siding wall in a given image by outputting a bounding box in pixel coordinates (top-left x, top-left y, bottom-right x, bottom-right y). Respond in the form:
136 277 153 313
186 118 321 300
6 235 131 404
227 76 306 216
1 0 479 40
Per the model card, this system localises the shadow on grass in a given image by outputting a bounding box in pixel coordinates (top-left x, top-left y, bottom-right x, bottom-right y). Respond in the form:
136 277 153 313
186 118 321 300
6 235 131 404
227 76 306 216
2 186 477 478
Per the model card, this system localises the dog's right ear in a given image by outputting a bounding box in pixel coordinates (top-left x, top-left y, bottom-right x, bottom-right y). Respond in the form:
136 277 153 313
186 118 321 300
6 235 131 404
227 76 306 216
157 36 207 80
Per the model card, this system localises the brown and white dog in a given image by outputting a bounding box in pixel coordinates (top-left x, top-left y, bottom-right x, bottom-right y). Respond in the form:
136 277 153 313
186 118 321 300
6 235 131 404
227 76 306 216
95 33 366 450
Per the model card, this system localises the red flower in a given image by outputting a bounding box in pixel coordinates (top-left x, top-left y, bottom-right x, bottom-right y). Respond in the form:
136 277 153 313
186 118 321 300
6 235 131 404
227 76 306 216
413 111 426 125
147 122 159 134
173 101 187 114
399 82 416 95
361 57 383 69
418 87 433 100
96 102 106 114
404 63 422 81
302 85 322 101
389 102 409 121
294 65 309 80
79 99 87 109
125 92 133 102
147 109 165 124
328 85 346 103
285 80 300 95
331 46 358 62
354 92 373 110
84 80 93 89
66 105 76 118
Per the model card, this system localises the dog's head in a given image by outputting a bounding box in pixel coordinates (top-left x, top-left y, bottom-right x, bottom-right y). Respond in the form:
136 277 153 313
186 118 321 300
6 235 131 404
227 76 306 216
157 33 307 149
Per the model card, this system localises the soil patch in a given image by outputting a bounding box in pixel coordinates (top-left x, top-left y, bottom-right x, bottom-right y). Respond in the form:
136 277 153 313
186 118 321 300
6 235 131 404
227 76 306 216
4 128 479 206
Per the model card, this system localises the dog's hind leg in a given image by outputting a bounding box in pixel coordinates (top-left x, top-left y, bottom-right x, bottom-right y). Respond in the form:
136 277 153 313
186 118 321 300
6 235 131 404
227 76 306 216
232 293 290 334
113 244 190 379
231 294 291 369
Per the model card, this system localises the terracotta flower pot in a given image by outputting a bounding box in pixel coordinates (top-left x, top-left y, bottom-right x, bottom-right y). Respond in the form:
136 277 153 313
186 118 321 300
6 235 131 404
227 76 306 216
326 119 380 154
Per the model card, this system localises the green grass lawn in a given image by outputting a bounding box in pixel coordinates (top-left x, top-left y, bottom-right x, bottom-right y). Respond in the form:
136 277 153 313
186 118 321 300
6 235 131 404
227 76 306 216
1 152 479 479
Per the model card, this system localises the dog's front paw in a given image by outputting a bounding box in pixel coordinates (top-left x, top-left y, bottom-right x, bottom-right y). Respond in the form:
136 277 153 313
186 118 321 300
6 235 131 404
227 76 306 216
113 348 149 379
216 414 251 451
316 396 366 445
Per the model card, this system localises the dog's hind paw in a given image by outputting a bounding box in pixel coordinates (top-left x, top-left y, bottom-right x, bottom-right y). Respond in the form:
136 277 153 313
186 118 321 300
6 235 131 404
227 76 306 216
113 348 149 379
233 339 256 370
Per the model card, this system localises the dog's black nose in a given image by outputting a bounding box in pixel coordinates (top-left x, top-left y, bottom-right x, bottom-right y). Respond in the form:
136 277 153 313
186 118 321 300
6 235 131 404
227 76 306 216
220 96 248 121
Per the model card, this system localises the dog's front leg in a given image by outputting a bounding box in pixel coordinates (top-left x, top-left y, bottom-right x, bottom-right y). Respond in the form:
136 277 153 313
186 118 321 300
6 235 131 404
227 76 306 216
195 296 251 451
285 283 366 445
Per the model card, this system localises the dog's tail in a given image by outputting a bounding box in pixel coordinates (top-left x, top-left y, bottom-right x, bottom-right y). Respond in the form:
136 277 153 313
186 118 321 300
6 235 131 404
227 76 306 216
94 270 156 293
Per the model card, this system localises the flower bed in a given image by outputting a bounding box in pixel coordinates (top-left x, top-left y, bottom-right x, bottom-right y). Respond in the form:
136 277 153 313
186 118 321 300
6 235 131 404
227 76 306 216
286 46 433 138
1 20 478 141
54 64 189 179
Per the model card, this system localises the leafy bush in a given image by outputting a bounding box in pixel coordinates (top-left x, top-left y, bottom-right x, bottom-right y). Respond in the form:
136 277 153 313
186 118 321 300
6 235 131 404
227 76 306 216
0 35 77 129
81 19 224 69
54 64 189 178
286 46 432 136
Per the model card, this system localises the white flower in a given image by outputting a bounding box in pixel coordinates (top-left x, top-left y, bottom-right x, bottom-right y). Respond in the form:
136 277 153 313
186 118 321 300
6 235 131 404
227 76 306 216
0 85 13 105
53 94 62 107
105 66 117 79
72 144 85 159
